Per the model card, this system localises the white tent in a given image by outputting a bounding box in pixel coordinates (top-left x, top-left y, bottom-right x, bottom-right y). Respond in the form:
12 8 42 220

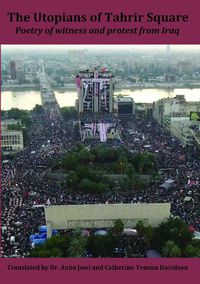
160 179 175 190
32 204 45 209
122 229 137 236
94 230 107 236
184 196 192 202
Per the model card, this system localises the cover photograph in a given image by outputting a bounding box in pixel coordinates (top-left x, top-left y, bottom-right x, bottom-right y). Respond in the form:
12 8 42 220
0 1 200 284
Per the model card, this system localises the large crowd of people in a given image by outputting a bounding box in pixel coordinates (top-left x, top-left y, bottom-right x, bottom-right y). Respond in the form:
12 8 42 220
80 111 118 124
1 101 200 258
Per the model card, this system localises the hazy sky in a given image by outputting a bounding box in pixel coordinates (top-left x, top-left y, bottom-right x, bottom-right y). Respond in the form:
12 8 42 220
2 44 200 51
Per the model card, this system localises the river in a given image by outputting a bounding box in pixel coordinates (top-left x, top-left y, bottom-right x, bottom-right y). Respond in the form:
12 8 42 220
1 88 200 110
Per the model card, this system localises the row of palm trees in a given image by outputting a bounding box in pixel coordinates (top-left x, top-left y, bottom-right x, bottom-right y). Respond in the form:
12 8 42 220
30 218 200 258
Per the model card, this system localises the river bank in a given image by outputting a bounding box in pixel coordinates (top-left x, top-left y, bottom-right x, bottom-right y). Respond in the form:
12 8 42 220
2 84 200 93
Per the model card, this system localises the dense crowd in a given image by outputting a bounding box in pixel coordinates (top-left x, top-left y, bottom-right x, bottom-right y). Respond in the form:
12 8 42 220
1 102 74 257
121 117 200 231
1 103 200 258
80 111 118 124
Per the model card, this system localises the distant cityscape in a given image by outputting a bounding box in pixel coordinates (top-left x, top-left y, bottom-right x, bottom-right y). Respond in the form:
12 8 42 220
2 45 200 91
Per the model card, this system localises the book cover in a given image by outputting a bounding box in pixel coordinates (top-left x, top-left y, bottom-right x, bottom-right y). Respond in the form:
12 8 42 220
0 0 200 283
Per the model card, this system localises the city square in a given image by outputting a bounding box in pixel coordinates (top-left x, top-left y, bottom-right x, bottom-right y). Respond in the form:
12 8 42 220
1 45 200 258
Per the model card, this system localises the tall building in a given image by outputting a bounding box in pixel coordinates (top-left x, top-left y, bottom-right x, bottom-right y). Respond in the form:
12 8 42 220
161 116 200 148
10 61 16 80
153 96 200 148
153 95 200 124
76 68 120 142
76 69 114 113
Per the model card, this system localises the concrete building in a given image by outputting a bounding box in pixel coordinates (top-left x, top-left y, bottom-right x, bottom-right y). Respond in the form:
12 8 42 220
135 103 153 116
45 203 171 238
10 60 26 83
166 117 194 147
76 69 114 113
153 95 200 124
190 125 200 149
1 130 24 152
153 95 200 147
162 116 200 147
1 119 24 152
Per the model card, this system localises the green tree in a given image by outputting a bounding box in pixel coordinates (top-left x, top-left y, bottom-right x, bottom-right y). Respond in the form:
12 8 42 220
115 156 128 174
32 104 44 114
130 154 141 172
144 225 154 246
21 115 32 128
125 163 136 180
184 244 200 258
130 153 156 174
79 149 95 163
67 171 79 189
111 219 124 237
79 179 107 193
62 152 79 171
79 178 93 192
95 182 108 192
66 228 87 257
152 217 193 252
6 108 31 128
30 236 70 258
131 175 146 191
136 220 146 238
76 165 99 182
67 238 86 258
170 246 182 258
86 234 118 257
139 153 156 174
162 240 182 258
8 108 26 119
38 249 51 258
49 247 63 258
60 107 77 120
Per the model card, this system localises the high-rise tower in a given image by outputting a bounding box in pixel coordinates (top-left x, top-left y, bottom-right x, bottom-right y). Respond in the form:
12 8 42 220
10 61 16 80
76 68 114 114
